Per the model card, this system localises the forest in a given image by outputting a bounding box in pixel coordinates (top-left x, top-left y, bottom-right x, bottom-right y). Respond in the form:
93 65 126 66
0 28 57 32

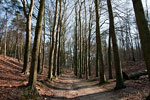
0 0 150 100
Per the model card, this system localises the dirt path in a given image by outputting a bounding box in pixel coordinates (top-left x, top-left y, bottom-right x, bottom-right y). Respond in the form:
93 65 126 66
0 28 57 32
0 55 149 100
38 70 118 100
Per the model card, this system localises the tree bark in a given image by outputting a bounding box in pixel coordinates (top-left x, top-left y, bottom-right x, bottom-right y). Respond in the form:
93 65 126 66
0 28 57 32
57 0 62 76
88 6 93 77
48 0 58 80
79 2 82 78
28 0 45 88
53 0 62 77
22 0 34 74
108 35 113 79
41 9 46 74
107 0 125 89
4 11 8 57
132 0 150 79
94 0 106 84
74 1 78 76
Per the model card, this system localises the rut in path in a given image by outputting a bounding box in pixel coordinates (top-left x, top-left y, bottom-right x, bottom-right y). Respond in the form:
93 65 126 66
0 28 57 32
38 70 119 100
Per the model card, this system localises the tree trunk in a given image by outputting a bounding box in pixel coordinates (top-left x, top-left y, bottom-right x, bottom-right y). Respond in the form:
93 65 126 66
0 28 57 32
88 6 93 77
48 0 58 80
96 45 99 77
107 0 125 89
57 0 62 76
79 2 82 78
84 0 88 80
94 0 106 84
22 0 34 74
37 38 42 74
41 9 46 74
28 0 45 88
132 0 150 79
74 2 78 76
108 35 113 79
4 11 8 57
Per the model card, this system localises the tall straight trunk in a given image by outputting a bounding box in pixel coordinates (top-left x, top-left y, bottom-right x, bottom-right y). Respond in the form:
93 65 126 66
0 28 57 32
22 0 34 74
82 35 85 74
28 0 45 88
137 40 142 59
132 0 150 79
53 0 62 76
41 9 46 74
53 28 59 77
15 31 18 59
108 35 113 79
57 34 61 76
74 2 78 76
48 0 58 80
84 0 88 80
37 38 42 74
4 11 7 57
88 6 92 77
107 0 125 89
57 0 62 76
96 46 99 77
130 37 135 61
79 3 82 78
94 0 106 84
53 21 60 76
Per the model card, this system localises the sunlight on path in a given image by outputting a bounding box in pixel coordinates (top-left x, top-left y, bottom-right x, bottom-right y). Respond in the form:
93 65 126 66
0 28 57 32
38 71 119 100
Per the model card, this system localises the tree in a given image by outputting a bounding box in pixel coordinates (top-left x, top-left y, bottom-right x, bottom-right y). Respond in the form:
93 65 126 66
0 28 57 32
107 0 125 89
108 35 113 79
28 0 45 88
53 0 62 77
74 0 78 76
57 0 62 76
21 0 34 74
48 0 58 80
94 0 106 84
84 0 88 80
132 0 150 80
4 10 8 57
88 6 93 77
79 1 83 78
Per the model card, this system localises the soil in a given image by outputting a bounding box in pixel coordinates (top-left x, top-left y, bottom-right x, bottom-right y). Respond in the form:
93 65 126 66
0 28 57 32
0 55 149 100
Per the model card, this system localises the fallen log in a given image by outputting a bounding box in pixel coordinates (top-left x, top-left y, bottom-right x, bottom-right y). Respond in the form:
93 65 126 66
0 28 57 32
122 71 148 80
129 71 148 80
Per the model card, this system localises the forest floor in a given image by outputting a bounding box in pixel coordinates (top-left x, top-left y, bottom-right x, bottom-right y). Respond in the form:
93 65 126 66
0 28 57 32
0 55 150 100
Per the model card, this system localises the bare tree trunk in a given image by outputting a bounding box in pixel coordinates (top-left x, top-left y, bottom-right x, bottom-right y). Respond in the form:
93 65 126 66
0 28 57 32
108 35 113 79
41 9 46 74
37 38 42 74
95 0 106 84
22 0 34 74
96 46 99 77
4 11 8 57
28 0 45 88
132 0 150 79
107 0 125 89
57 0 62 76
88 6 93 77
84 0 88 80
79 2 82 78
74 1 78 76
48 0 58 80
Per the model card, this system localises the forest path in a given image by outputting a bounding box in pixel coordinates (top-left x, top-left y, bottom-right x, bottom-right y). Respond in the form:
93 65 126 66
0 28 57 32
38 70 118 100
